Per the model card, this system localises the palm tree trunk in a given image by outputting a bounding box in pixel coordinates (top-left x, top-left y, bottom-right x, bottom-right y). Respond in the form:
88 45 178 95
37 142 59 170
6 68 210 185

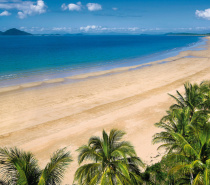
190 172 193 185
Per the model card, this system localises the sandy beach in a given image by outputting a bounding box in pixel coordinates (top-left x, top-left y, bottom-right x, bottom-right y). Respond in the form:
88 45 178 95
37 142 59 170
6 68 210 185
0 37 210 184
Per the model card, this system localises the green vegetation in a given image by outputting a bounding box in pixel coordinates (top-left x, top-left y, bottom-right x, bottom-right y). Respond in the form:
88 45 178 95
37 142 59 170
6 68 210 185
0 148 72 184
0 81 209 184
151 81 210 184
74 129 144 185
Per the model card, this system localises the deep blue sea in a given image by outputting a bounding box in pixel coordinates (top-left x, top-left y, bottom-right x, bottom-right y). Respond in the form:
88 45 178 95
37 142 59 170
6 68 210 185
0 35 204 87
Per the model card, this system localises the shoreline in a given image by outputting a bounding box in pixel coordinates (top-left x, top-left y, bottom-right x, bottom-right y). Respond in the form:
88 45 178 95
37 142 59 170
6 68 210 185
0 36 207 93
0 36 205 90
0 37 210 184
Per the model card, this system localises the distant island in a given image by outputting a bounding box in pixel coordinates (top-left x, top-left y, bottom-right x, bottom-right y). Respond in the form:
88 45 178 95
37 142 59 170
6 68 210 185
165 32 210 36
0 28 32 36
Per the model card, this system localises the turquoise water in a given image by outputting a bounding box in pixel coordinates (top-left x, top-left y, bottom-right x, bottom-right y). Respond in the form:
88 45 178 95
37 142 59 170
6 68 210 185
0 35 204 87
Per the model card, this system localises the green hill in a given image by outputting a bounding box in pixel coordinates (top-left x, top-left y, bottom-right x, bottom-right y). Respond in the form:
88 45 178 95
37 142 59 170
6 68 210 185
2 28 32 35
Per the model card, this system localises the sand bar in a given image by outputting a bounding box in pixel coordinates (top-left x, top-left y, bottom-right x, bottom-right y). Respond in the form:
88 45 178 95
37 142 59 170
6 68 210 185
0 37 210 184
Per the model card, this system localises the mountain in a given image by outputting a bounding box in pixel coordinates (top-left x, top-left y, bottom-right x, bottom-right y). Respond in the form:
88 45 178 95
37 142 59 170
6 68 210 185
0 31 2 35
2 28 32 35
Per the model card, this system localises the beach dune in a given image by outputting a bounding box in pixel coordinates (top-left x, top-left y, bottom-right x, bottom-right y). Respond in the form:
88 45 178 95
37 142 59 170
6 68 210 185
0 38 210 184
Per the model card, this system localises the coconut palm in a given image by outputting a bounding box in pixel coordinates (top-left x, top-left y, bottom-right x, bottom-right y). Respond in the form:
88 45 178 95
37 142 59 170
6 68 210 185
166 129 210 185
153 81 210 184
169 82 203 117
200 81 210 111
0 147 72 185
153 105 209 153
74 129 144 185
153 107 193 153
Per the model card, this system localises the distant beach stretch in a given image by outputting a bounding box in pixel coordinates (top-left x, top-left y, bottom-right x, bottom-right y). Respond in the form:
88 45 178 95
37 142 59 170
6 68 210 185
0 36 210 184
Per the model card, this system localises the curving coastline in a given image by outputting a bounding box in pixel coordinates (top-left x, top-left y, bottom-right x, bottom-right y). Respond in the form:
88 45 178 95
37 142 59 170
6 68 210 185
0 36 207 94
0 37 210 184
0 35 204 89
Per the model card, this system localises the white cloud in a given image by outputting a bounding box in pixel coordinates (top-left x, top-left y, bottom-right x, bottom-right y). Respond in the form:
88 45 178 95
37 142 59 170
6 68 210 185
128 27 139 31
68 2 81 11
17 11 26 18
80 25 141 33
195 8 210 20
53 27 66 31
139 28 160 32
62 2 82 11
0 0 47 19
39 27 45 31
174 26 210 31
0 10 11 16
61 3 67 10
86 3 102 11
80 25 100 32
195 26 208 30
112 7 118 11
52 27 72 32
17 26 71 33
62 2 102 12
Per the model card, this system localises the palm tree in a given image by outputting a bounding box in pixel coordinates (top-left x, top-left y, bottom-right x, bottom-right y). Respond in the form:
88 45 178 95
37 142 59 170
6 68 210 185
200 81 210 111
168 82 203 117
74 129 144 185
153 107 193 153
0 147 72 185
153 106 209 154
152 81 210 184
166 129 210 185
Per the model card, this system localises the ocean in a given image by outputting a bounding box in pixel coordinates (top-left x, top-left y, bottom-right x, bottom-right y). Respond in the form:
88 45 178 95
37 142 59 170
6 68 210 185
0 35 204 87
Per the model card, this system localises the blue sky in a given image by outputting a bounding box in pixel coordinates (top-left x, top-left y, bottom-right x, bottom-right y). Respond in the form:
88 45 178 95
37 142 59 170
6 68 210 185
1 0 210 34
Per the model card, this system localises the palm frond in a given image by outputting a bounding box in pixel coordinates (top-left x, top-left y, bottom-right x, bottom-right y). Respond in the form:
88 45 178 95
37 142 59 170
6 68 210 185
0 147 40 185
74 163 101 185
39 148 72 185
109 129 126 144
77 145 102 164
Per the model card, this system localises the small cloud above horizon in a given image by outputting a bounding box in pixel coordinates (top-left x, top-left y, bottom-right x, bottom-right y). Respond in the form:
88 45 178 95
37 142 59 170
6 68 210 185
79 25 140 33
86 3 102 11
195 8 210 20
61 2 102 12
0 10 11 16
62 2 82 11
80 25 99 32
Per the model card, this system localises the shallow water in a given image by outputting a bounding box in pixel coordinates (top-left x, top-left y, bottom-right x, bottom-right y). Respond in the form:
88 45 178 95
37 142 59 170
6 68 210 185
0 35 205 87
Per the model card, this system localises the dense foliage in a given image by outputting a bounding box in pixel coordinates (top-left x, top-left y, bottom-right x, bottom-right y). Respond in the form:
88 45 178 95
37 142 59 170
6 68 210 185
151 82 210 185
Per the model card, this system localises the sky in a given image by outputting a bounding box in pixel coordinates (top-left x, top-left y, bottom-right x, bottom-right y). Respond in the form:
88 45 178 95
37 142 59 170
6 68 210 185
1 0 210 34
